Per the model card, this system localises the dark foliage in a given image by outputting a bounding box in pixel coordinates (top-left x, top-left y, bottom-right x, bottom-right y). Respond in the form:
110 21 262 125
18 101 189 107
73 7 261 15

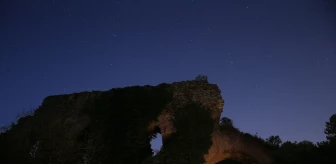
195 74 208 82
325 114 336 143
220 117 234 128
266 135 282 149
218 114 336 164
265 114 336 164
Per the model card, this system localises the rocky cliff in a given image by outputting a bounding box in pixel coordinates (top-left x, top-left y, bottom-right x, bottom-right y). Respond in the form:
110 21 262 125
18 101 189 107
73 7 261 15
0 80 272 164
147 81 224 143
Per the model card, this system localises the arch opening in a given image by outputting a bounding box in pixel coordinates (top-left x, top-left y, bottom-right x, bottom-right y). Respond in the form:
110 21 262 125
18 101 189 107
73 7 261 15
149 126 163 156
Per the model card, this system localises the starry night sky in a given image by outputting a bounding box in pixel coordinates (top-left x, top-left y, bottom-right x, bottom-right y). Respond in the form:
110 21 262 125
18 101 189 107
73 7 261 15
1 0 335 151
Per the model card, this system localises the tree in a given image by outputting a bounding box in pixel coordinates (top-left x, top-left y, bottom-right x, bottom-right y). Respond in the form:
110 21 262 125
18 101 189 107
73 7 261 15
315 113 336 164
219 117 233 128
195 75 208 82
324 114 336 143
266 135 282 148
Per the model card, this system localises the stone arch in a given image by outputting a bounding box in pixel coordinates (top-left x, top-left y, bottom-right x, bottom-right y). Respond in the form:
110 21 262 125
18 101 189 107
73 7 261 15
148 122 163 155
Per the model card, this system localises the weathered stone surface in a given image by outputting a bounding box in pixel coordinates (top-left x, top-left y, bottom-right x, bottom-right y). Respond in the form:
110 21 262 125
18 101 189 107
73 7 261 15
53 80 272 163
145 80 272 164
147 81 224 142
204 129 273 164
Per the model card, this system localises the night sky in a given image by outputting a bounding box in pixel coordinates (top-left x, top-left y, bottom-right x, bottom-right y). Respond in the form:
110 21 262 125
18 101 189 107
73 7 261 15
1 0 335 151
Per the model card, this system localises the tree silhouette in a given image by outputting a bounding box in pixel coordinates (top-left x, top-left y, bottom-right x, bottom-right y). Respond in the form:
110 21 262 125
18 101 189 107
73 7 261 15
195 74 208 82
219 117 233 128
266 135 282 148
325 114 336 143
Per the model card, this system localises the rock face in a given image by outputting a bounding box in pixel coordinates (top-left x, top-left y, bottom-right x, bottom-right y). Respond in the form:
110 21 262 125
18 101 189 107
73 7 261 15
147 81 224 143
205 129 273 164
147 81 272 164
1 80 273 164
